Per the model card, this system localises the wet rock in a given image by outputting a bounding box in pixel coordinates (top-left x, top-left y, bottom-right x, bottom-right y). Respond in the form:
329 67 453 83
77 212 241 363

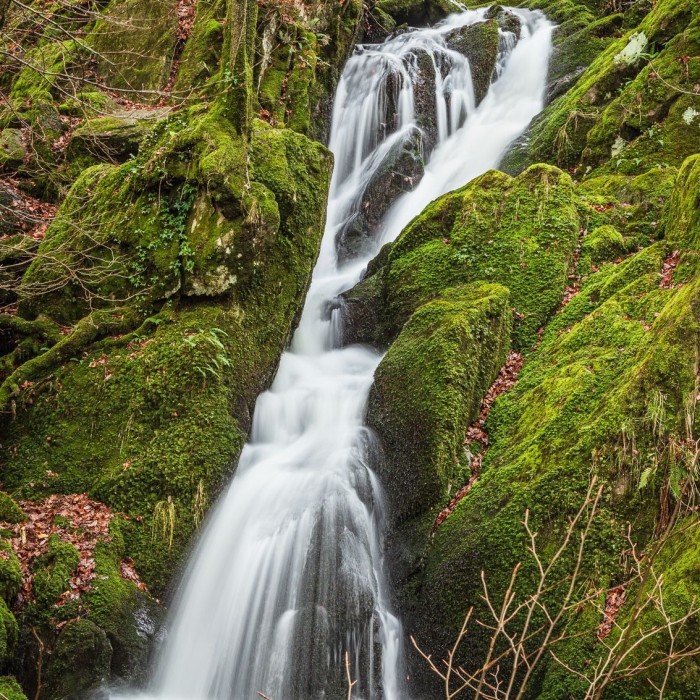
445 19 500 105
375 0 426 27
546 66 587 104
336 126 424 264
485 4 521 36
410 48 439 155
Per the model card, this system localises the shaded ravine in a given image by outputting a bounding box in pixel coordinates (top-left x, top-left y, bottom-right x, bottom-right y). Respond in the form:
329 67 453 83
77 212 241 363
125 8 554 700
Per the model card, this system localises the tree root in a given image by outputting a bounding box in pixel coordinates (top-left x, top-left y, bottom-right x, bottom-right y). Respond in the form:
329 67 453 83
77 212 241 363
0 313 62 345
0 308 141 407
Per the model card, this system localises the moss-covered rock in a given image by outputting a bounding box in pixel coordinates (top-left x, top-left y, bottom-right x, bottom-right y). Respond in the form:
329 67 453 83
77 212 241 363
0 130 26 170
0 541 22 605
31 536 80 611
343 164 580 350
581 224 625 263
83 522 163 684
401 156 700 697
66 112 165 170
90 0 179 101
1 113 332 597
0 676 28 700
173 0 226 98
445 19 500 105
0 493 26 526
367 282 512 525
0 600 18 669
501 0 698 176
42 620 112 700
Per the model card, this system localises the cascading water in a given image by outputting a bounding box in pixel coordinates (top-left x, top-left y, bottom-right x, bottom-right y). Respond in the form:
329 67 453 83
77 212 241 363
134 8 553 700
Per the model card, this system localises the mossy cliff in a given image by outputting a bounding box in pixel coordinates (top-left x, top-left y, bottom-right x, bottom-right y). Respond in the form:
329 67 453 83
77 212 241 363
0 0 357 693
337 1 700 697
331 3 700 695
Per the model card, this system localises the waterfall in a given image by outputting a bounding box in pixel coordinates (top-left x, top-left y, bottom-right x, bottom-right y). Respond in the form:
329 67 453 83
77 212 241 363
129 8 553 700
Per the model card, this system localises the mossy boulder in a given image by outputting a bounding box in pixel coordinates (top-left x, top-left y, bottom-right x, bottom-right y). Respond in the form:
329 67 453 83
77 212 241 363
0 493 25 525
367 282 512 526
580 224 625 264
1 114 332 597
66 112 165 168
662 153 700 251
0 599 18 668
445 19 500 105
83 523 163 684
173 0 226 97
343 164 580 350
31 536 80 611
42 620 112 700
0 540 23 604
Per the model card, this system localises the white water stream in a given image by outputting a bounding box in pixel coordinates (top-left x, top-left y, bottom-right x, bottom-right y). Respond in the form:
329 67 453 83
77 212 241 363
136 8 553 700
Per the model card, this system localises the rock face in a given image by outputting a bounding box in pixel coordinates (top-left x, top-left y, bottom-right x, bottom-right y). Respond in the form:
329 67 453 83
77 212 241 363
336 126 424 263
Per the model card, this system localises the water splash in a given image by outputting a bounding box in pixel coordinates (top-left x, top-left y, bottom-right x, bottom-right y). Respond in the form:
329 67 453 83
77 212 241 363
125 8 553 700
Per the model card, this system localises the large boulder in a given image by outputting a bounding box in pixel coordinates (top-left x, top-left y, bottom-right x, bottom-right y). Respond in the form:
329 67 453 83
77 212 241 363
342 164 580 350
367 282 511 526
42 620 112 700
66 111 166 167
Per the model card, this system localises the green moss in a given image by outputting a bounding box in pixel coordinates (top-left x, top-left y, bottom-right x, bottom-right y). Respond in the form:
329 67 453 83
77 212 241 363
503 0 697 173
0 493 26 525
83 521 162 683
345 164 579 350
89 0 179 101
368 283 512 524
31 536 80 611
581 224 625 263
173 0 225 98
0 114 332 596
0 541 23 605
662 153 700 251
42 619 111 700
0 676 28 700
403 162 700 695
446 20 500 105
0 599 17 669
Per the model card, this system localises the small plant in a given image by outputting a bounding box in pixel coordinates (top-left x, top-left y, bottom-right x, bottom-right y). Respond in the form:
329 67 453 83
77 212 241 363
153 496 176 550
184 328 231 383
192 479 207 528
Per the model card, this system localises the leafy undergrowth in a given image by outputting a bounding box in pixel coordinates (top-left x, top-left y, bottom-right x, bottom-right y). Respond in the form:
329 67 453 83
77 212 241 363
0 494 148 611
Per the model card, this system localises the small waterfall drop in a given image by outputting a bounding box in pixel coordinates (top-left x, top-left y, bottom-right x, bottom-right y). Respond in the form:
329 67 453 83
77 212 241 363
134 8 553 700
